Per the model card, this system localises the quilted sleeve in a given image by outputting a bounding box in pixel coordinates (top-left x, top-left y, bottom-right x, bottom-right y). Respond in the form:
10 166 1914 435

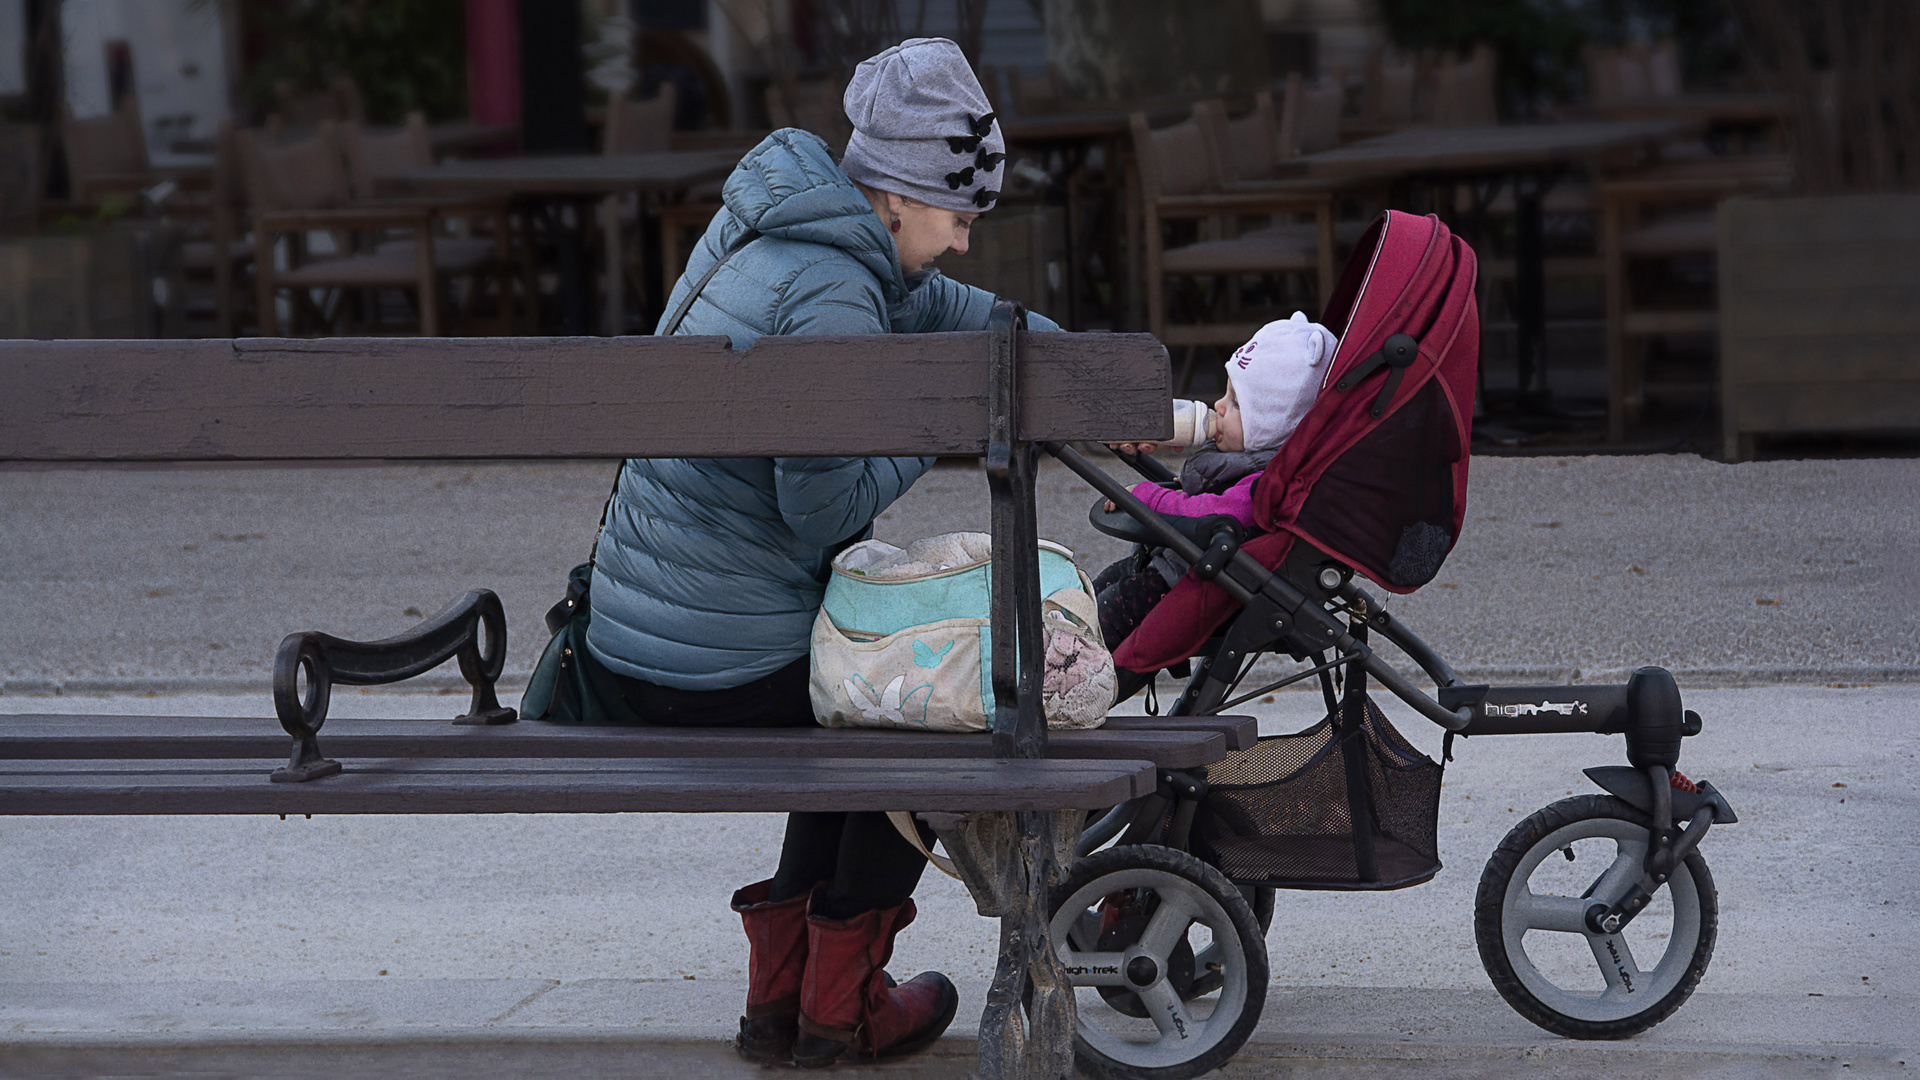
889 269 1062 333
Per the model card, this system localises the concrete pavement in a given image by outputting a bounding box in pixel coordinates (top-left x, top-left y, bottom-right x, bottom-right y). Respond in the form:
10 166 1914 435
1 454 1915 693
0 685 1913 1076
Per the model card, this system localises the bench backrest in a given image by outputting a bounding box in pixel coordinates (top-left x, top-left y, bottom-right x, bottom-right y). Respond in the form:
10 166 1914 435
1 330 1166 461
2 312 1171 762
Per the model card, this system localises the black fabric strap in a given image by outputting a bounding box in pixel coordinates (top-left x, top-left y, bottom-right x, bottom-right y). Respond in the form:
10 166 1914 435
660 227 761 336
587 227 762 563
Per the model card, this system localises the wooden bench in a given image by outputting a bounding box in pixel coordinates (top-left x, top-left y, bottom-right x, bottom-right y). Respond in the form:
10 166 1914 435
0 304 1238 1079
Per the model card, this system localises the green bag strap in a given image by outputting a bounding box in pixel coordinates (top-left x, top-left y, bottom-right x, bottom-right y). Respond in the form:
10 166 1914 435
587 227 763 565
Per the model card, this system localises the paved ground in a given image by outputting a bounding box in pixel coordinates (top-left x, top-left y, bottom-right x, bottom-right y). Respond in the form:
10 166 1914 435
1 454 1916 1077
0 685 1913 1076
1 454 1915 694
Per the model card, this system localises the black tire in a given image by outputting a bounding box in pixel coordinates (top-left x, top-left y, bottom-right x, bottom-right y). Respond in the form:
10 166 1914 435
1247 885 1276 934
1475 794 1717 1040
1049 845 1268 1080
1186 886 1273 999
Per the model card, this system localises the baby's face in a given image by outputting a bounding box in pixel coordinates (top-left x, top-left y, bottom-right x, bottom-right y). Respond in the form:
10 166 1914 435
1214 382 1246 453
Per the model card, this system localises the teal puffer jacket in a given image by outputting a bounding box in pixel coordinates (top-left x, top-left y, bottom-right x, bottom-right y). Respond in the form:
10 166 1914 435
586 129 1059 690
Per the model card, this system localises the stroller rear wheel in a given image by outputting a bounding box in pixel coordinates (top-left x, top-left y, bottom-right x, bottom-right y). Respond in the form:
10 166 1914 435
1475 795 1717 1039
1049 845 1268 1080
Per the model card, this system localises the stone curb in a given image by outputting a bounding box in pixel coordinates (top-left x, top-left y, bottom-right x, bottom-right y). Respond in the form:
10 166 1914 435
0 1033 1904 1080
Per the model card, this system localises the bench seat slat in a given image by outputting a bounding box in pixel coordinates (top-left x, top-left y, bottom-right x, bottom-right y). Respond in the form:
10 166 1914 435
1091 714 1260 750
0 715 1231 767
0 757 1156 815
0 332 1171 461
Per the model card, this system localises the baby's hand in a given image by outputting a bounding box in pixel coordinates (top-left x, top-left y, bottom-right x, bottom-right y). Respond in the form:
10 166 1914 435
1107 441 1162 456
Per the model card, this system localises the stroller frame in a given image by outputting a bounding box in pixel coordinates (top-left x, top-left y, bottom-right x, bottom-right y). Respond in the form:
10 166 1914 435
1033 439 1740 1079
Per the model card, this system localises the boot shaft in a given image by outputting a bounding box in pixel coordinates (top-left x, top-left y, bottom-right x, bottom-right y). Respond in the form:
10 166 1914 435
732 879 815 1012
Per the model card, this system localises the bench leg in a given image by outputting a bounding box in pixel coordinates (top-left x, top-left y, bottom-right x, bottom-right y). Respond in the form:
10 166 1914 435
923 809 1083 1080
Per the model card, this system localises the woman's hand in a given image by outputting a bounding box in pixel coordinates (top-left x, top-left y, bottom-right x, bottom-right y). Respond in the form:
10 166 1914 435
1107 441 1161 456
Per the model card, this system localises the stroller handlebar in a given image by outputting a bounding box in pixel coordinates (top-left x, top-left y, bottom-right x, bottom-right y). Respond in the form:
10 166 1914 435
1360 653 1475 731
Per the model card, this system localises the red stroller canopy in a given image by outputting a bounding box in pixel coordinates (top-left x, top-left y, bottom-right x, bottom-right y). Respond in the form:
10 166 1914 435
1117 210 1480 673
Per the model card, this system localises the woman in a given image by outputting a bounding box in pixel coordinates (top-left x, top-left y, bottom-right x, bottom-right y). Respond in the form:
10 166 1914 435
583 39 1059 1068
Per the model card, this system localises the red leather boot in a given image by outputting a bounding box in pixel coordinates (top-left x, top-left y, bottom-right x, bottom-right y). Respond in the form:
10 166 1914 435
791 896 959 1067
730 879 817 1064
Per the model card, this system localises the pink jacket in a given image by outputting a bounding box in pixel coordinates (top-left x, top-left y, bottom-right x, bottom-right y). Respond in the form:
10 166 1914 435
1130 472 1259 526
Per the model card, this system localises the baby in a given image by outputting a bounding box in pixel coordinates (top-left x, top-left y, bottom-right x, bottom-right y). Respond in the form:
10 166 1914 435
1094 311 1338 651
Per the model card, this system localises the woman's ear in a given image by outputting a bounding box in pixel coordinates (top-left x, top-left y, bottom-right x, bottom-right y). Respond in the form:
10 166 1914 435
884 191 909 218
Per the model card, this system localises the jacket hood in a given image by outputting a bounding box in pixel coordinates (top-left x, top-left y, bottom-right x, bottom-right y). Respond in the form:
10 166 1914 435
723 129 906 302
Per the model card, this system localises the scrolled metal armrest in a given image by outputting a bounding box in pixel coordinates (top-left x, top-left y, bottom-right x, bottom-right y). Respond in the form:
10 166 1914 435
269 589 514 782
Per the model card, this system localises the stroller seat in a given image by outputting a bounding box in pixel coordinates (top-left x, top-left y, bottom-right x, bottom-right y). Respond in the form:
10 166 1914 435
1105 210 1479 679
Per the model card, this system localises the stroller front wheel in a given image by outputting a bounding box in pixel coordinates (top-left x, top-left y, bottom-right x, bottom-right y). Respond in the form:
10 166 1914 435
1049 845 1268 1080
1475 794 1718 1039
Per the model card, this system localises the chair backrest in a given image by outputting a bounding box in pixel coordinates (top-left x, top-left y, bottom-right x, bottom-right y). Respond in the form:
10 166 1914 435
60 100 150 199
766 80 852 149
1364 50 1417 127
604 84 677 155
340 113 433 199
208 122 247 210
332 76 368 124
1285 75 1344 156
979 64 1004 111
1130 107 1219 202
239 124 350 213
1585 39 1683 102
272 76 365 128
1206 92 1280 182
1009 63 1064 115
0 123 42 230
1432 45 1498 126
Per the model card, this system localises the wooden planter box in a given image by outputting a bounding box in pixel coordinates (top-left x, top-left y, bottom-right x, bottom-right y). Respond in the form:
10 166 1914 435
0 225 173 339
1717 193 1920 459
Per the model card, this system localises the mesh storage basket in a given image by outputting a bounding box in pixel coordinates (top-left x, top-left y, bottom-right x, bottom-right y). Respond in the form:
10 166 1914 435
1192 695 1442 890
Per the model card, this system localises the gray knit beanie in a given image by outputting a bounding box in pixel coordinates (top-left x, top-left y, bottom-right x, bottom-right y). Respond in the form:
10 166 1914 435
841 38 1005 213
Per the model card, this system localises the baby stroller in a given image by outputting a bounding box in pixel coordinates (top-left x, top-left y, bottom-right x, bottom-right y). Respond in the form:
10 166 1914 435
1038 211 1739 1080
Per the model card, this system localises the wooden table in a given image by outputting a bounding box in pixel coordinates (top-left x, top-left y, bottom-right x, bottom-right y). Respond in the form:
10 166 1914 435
389 151 743 334
1284 120 1696 402
423 120 520 156
1560 93 1791 151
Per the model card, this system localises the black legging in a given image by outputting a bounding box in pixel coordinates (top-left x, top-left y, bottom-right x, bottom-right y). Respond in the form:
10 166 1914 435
603 655 931 920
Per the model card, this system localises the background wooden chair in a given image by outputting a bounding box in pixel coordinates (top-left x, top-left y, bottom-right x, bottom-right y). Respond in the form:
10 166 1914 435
603 84 676 154
1599 154 1794 439
268 76 365 131
597 85 680 333
243 124 502 336
1361 50 1418 132
1432 45 1499 126
0 124 44 231
339 112 512 331
1277 73 1346 157
59 99 154 206
1584 40 1683 103
766 81 853 150
170 123 254 336
1007 63 1065 116
1130 106 1334 384
1206 90 1365 258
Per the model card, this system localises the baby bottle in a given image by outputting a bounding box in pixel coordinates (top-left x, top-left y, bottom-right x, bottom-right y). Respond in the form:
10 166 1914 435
1169 399 1219 446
